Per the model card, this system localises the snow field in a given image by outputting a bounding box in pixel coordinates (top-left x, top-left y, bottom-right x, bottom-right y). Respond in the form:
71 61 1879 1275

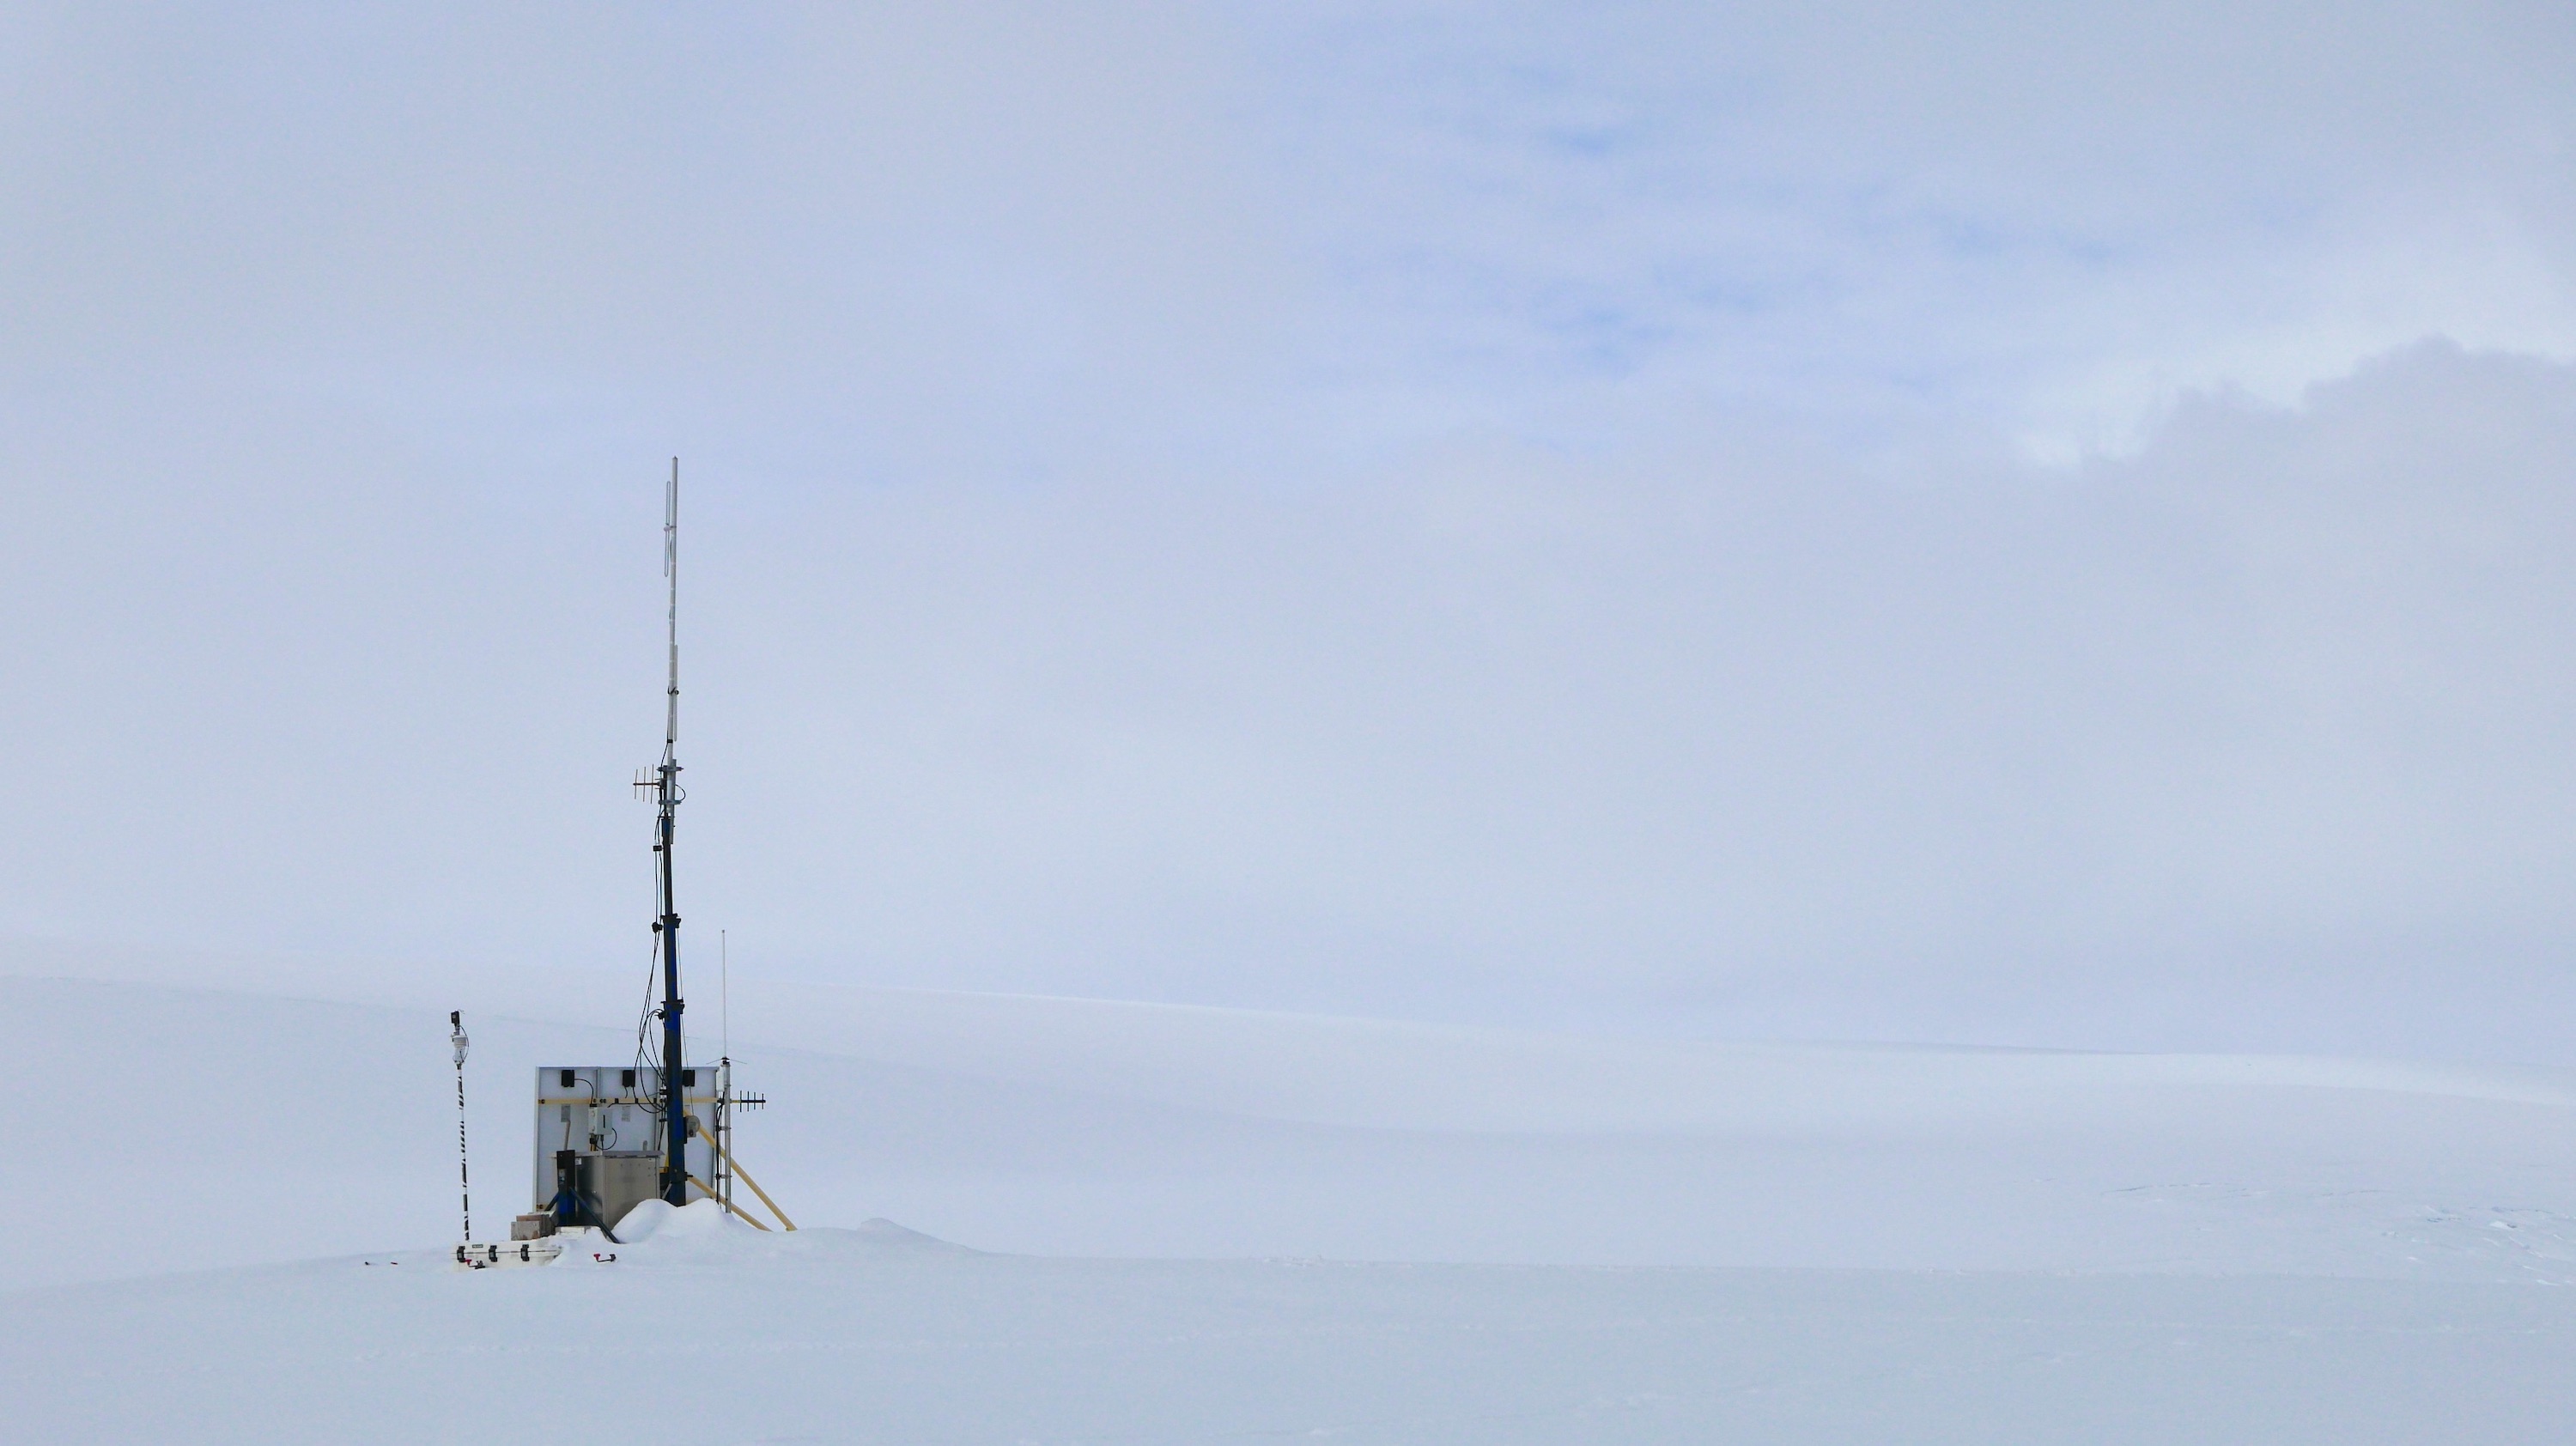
9 943 2576 1441
9 1224 2574 1444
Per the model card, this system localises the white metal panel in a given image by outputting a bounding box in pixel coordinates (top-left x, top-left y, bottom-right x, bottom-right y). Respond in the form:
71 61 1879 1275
531 1066 720 1211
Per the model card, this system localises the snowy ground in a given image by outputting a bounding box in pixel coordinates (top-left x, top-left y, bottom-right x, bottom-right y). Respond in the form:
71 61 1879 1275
11 1218 2576 1444
7 938 2576 1440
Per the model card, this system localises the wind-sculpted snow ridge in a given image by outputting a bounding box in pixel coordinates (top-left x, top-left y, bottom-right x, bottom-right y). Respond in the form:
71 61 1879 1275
16 933 2575 1132
569 1200 981 1265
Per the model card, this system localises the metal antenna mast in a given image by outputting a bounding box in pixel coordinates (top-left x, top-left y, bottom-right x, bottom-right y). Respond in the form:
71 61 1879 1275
451 1012 472 1241
651 458 689 1205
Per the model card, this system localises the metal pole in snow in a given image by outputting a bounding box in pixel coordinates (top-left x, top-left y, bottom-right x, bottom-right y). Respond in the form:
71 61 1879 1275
721 929 732 1215
452 1011 472 1242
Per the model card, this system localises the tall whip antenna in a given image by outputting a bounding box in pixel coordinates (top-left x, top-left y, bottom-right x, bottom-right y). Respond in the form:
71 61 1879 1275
720 927 732 1217
665 457 681 765
650 459 690 1205
451 1011 472 1242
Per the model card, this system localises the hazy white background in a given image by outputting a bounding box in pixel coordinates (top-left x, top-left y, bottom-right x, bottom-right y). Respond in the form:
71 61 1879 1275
5 1 2575 1058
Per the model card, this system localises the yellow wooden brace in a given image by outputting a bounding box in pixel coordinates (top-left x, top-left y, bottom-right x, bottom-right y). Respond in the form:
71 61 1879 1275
686 1173 773 1230
686 1115 798 1230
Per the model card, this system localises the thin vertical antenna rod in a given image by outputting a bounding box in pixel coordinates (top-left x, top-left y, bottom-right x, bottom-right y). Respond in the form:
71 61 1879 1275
665 457 681 759
655 458 689 1205
451 1012 472 1242
720 927 732 1215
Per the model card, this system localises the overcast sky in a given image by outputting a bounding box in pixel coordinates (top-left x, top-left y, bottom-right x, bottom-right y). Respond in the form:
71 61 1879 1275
6 2 2575 1060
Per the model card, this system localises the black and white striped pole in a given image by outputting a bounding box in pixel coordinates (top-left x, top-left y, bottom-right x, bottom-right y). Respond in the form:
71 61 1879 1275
452 1011 472 1243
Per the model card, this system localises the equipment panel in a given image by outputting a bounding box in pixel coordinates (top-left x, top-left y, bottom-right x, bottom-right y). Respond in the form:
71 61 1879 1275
532 1066 721 1230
